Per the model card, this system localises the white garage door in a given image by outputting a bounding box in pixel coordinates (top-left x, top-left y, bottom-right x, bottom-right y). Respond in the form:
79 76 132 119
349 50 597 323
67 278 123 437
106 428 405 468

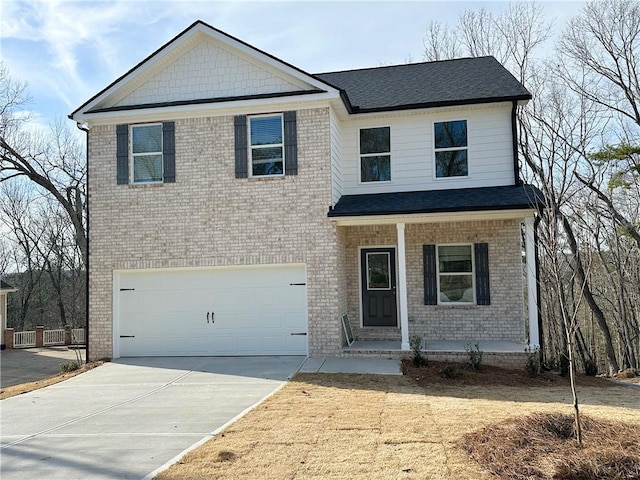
115 264 308 357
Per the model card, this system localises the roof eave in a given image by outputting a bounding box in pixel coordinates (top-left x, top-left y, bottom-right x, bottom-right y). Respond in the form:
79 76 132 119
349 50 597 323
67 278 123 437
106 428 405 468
348 94 532 115
328 207 538 226
85 89 327 114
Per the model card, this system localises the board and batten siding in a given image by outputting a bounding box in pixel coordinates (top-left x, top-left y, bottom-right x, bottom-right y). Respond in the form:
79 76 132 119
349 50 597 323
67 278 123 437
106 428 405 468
339 102 515 195
329 108 343 205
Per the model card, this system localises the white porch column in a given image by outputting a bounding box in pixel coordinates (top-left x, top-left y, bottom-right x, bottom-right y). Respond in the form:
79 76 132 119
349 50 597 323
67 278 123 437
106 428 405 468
525 216 540 348
396 223 410 350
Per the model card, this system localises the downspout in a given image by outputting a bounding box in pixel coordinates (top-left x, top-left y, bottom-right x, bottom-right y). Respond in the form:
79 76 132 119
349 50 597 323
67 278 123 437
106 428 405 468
534 213 544 365
76 122 89 364
511 100 522 185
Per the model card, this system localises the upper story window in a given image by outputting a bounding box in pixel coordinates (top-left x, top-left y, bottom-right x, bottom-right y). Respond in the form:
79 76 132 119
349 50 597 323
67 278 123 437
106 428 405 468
116 122 174 185
249 114 284 177
360 127 390 182
437 244 474 304
434 120 468 178
131 124 163 183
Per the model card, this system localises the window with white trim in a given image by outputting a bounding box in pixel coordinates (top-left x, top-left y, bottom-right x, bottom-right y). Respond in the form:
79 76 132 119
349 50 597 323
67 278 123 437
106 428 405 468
360 126 391 182
131 123 163 183
249 114 284 177
434 120 468 178
437 244 474 304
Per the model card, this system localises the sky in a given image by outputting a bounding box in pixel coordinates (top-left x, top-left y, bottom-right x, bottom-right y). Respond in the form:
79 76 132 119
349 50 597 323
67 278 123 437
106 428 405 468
1 0 586 130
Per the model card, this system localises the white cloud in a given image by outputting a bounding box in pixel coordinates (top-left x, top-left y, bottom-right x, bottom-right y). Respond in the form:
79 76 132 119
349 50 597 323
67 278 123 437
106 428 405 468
1 0 586 125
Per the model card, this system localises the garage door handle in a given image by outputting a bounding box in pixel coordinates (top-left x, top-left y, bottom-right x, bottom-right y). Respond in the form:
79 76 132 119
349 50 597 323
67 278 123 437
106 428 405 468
290 332 307 336
120 335 135 338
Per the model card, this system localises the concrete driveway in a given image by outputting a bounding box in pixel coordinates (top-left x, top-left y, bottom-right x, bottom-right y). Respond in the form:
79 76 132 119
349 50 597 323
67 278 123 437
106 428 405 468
0 356 304 480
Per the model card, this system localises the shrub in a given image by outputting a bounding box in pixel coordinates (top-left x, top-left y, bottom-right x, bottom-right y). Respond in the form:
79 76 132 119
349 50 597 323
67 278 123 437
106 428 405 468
525 347 541 378
60 361 79 373
440 363 463 379
410 335 428 367
583 358 598 376
465 342 483 371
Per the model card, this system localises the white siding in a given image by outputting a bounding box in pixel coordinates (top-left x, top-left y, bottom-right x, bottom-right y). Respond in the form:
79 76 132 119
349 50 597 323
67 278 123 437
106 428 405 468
330 108 343 205
340 103 515 195
116 37 309 107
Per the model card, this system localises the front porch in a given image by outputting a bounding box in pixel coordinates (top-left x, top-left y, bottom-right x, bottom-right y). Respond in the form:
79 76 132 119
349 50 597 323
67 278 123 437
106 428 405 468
328 185 545 369
342 340 530 369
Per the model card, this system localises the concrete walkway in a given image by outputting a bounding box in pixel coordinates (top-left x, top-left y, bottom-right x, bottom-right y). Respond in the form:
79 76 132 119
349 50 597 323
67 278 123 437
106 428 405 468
1 347 83 388
300 357 402 375
1 356 304 480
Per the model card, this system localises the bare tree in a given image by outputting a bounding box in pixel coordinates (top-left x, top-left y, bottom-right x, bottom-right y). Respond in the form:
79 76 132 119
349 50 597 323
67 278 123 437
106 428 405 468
423 21 460 62
0 65 87 267
0 65 87 335
424 3 552 84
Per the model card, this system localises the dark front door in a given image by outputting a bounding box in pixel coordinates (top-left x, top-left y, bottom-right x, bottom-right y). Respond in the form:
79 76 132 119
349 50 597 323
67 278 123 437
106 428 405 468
361 248 397 327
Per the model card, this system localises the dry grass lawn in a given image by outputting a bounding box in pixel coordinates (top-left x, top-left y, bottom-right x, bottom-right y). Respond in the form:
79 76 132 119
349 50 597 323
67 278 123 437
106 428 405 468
156 367 639 480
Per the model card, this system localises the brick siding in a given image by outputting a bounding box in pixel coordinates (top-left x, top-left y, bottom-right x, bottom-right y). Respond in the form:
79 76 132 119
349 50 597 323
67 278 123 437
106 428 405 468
343 220 526 344
87 107 342 359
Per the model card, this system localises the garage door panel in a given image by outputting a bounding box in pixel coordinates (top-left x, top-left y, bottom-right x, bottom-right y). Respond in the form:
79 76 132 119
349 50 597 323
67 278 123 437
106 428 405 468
117 265 308 357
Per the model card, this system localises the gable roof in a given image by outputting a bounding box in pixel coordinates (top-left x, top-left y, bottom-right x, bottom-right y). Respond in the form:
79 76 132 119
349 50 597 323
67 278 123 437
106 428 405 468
316 57 531 113
70 21 531 120
70 20 337 120
328 185 544 218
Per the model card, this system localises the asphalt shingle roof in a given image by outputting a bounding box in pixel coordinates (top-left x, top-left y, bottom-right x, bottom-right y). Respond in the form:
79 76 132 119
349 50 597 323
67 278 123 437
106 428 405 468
328 184 544 218
1 279 15 291
316 56 531 113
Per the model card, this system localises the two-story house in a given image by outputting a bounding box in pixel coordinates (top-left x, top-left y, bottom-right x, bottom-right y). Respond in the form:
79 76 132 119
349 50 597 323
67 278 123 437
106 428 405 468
70 21 543 366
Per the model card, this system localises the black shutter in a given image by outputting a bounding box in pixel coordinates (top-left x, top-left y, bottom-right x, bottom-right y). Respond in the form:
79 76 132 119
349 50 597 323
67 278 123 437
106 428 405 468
162 121 175 183
116 124 129 185
283 111 298 175
474 243 491 305
423 244 438 305
234 115 248 178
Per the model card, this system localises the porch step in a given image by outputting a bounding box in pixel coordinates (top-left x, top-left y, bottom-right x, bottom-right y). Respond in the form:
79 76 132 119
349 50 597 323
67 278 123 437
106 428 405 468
356 327 401 342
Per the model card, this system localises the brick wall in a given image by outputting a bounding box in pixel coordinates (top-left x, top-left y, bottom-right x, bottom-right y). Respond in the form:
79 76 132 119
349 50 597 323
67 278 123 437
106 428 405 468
87 107 343 359
343 219 526 343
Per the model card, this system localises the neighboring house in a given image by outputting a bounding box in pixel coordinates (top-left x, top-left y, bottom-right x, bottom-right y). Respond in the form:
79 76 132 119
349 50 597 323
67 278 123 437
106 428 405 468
1 279 18 350
70 21 543 365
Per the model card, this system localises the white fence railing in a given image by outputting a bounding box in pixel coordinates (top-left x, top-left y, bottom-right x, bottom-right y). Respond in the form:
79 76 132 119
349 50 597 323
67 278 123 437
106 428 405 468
8 327 86 349
14 330 36 348
71 328 85 345
44 329 66 346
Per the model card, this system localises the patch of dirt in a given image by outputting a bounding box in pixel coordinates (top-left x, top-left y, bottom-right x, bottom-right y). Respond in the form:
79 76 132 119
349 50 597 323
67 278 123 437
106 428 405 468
459 412 640 480
401 359 614 388
0 361 104 400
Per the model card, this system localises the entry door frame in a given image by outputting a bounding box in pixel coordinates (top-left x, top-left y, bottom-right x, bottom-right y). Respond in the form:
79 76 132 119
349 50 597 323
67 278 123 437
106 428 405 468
358 245 399 327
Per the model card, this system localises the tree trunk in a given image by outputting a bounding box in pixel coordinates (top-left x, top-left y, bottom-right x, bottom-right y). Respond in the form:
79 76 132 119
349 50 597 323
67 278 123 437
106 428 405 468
562 215 620 373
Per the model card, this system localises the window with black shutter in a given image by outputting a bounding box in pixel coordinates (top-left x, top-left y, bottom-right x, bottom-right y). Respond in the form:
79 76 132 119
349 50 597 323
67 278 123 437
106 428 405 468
423 243 490 305
235 111 297 178
115 121 175 184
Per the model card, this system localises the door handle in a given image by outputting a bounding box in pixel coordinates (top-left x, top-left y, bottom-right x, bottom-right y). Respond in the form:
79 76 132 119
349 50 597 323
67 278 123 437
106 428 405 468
211 312 215 324
207 312 209 323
